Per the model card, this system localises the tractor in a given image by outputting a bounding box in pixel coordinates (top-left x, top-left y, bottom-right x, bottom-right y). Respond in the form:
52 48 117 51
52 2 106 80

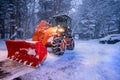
5 15 75 67
32 15 75 55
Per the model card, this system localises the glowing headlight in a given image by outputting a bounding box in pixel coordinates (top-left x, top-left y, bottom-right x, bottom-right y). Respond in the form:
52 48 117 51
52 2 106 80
58 28 65 32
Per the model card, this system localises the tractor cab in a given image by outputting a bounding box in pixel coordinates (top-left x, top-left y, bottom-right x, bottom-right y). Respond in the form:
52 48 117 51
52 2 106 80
50 15 72 37
50 15 72 28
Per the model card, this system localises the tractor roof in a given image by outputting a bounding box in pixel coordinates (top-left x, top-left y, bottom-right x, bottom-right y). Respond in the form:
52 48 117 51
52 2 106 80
52 15 71 21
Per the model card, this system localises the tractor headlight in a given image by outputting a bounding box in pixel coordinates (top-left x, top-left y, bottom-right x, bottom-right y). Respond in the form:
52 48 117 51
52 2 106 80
58 28 65 32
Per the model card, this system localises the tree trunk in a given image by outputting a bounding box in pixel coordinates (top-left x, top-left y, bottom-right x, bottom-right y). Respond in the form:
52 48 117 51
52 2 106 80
9 0 16 39
119 20 120 33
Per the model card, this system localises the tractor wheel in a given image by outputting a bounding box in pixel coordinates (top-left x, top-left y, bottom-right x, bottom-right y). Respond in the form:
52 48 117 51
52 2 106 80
67 38 75 50
52 37 65 55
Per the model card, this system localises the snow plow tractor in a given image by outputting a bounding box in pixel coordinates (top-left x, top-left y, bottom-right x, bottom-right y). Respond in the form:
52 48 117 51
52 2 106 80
5 15 75 68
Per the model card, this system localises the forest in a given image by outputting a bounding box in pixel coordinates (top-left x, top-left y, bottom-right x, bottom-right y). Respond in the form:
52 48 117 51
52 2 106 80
0 0 120 39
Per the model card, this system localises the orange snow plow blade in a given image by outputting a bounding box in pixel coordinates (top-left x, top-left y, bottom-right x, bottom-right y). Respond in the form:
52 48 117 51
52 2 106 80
5 40 47 68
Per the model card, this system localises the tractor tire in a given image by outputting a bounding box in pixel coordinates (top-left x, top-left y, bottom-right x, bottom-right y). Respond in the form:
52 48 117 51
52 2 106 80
52 37 65 55
67 38 75 50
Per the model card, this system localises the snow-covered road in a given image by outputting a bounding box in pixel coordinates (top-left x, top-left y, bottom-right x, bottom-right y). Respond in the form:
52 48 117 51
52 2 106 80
21 40 120 80
0 40 120 80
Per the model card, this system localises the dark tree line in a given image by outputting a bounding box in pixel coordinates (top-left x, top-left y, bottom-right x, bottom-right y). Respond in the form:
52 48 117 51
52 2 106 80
0 0 120 39
0 0 71 39
0 0 25 39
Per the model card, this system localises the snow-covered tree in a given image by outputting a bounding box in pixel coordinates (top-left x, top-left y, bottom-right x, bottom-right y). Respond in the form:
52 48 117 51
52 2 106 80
0 0 9 39
70 0 120 39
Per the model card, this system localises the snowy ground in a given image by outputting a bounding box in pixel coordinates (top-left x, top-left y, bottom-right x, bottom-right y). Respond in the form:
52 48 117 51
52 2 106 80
0 39 120 80
0 40 7 61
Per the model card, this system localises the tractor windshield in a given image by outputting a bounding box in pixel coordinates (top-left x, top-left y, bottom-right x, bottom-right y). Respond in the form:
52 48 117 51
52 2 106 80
50 15 72 29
